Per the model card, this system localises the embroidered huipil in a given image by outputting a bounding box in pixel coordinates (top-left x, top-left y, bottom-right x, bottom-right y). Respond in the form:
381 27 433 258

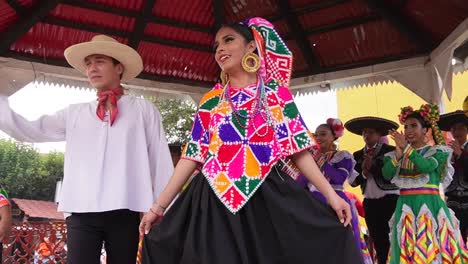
182 79 314 213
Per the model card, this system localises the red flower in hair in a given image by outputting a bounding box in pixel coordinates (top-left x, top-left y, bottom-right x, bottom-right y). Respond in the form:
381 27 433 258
326 118 344 138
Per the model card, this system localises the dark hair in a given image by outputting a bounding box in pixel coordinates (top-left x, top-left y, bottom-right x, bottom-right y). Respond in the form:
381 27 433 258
111 57 123 80
111 58 121 65
405 112 430 128
217 23 254 43
318 124 337 140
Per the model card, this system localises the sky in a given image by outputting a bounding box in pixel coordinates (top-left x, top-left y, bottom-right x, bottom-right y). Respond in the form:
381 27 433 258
0 82 337 153
0 82 96 153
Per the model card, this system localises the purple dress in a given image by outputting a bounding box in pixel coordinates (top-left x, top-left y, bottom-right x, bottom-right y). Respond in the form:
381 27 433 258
297 150 370 262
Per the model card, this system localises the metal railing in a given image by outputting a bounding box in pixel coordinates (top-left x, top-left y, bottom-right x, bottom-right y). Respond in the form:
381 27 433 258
2 222 143 264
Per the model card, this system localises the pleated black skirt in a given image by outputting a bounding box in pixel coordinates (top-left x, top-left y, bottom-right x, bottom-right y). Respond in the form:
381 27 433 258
142 168 363 264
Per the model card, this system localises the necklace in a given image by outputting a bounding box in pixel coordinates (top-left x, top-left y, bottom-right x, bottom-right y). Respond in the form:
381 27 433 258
222 78 273 136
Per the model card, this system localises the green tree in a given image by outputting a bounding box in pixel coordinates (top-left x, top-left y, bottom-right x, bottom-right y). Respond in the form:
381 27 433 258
0 139 64 201
152 98 196 144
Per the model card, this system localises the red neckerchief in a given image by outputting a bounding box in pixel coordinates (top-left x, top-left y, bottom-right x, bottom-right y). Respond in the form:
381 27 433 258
96 88 124 126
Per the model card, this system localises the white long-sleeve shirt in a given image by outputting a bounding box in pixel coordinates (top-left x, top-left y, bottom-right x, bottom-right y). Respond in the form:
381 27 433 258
0 95 173 213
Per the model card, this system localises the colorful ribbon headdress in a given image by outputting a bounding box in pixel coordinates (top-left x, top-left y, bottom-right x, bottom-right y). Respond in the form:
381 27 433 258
244 17 293 87
399 104 445 145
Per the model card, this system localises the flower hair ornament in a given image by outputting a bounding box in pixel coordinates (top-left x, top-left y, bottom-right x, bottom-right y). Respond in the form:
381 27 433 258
326 118 345 139
398 104 445 145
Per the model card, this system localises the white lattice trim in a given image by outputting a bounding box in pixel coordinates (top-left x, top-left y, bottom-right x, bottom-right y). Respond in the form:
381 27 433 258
437 207 462 237
391 204 456 264
417 204 441 252
391 170 430 188
393 204 416 248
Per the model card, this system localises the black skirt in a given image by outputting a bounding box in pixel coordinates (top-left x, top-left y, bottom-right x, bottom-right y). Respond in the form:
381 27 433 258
142 168 363 264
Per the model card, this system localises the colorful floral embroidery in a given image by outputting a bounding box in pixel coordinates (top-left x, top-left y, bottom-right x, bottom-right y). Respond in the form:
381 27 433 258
183 79 313 213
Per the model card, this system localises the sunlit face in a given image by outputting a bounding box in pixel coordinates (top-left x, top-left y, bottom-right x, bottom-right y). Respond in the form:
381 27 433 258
362 128 380 146
404 117 427 145
213 27 256 74
450 122 468 145
84 54 123 91
315 125 335 149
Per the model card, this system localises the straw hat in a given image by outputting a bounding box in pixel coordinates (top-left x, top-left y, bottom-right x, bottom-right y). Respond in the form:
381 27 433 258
345 116 399 136
64 35 143 82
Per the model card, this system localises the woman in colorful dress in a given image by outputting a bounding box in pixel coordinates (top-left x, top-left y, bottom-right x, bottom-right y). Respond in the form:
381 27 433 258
139 17 363 264
296 118 373 264
384 104 468 263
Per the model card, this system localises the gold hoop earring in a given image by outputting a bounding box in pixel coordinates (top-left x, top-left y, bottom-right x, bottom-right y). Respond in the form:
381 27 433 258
220 71 229 86
241 53 260 73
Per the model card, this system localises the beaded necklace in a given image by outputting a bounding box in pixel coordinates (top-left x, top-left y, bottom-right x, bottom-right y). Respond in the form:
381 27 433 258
221 78 273 137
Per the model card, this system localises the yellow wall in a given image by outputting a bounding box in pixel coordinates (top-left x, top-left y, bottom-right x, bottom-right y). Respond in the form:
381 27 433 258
445 72 468 112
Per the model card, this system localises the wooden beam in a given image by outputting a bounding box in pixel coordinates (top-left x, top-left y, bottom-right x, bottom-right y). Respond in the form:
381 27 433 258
128 0 157 49
0 0 62 55
294 0 348 16
364 0 435 52
62 0 138 17
41 17 212 53
148 17 212 33
141 36 211 52
5 0 27 16
43 17 128 38
212 0 224 32
278 0 321 73
270 0 347 21
62 0 212 33
454 40 468 61
283 14 379 40
305 14 379 35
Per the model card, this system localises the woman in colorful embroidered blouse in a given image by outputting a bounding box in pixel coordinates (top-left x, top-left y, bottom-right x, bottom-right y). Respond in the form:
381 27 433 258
383 104 468 263
297 118 373 264
139 18 362 264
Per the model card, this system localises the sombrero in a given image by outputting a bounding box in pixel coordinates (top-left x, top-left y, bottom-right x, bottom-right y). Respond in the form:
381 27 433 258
464 96 468 117
64 35 143 82
438 110 468 131
345 116 399 136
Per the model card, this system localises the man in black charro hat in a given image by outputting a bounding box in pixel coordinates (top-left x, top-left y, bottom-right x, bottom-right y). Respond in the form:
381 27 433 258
346 116 399 264
439 110 468 242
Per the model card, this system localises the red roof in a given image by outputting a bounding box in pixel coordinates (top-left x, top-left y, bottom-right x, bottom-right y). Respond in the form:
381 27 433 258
12 198 64 221
0 0 467 88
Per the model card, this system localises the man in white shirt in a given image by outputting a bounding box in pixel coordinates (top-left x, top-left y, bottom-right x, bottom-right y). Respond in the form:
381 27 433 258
345 117 399 264
0 35 173 263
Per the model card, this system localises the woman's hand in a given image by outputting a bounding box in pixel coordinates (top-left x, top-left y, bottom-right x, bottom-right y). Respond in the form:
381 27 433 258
328 194 352 227
389 129 406 149
139 206 165 235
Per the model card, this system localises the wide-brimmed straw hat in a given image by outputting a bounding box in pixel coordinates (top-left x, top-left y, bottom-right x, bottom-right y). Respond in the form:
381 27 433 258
438 110 468 131
64 35 143 82
345 116 399 136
